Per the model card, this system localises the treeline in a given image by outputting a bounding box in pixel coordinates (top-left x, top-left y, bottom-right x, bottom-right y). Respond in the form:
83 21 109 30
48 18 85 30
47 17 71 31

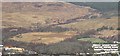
4 38 93 56
2 25 70 39
2 27 30 40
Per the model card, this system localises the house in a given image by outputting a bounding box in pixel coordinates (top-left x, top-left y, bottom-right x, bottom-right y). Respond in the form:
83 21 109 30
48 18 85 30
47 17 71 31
92 43 119 54
2 46 38 56
0 45 3 56
4 47 25 53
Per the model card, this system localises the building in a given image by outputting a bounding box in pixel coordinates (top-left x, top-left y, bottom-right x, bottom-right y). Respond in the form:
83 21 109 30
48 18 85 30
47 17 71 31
2 46 38 56
4 47 25 53
0 45 3 56
92 43 119 55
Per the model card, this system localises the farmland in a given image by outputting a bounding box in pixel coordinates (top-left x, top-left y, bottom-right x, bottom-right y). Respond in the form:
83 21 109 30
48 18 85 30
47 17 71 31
10 31 77 44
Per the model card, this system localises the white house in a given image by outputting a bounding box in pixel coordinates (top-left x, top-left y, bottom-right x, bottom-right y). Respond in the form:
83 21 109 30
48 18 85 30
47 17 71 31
92 43 119 54
0 45 3 56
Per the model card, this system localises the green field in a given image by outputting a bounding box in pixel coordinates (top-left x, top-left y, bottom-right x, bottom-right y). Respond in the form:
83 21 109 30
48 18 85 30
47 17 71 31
78 38 107 43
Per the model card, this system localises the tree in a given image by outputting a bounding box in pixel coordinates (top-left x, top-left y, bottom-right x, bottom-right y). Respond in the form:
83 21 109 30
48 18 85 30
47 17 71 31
30 22 42 32
45 41 94 56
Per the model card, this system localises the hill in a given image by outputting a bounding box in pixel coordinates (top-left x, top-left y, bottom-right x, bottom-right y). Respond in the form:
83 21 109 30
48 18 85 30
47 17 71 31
70 2 118 12
2 2 101 28
70 2 118 18
2 2 119 53
59 17 118 32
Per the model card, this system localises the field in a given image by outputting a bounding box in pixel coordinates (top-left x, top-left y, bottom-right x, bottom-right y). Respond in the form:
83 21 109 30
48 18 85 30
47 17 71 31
10 31 77 44
78 38 107 43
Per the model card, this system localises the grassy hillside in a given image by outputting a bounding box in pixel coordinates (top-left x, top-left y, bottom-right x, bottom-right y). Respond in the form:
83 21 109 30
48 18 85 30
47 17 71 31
2 2 101 28
10 31 77 44
59 17 118 32
2 2 119 53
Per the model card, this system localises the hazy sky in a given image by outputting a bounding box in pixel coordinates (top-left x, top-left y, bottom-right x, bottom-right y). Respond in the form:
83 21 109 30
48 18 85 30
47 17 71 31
60 0 120 2
2 0 120 2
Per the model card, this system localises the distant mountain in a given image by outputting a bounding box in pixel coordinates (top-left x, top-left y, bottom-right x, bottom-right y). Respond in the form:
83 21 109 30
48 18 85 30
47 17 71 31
70 2 118 12
70 2 118 18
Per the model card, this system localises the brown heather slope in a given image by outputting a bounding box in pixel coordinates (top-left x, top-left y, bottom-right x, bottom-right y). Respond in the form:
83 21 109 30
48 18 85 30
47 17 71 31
2 2 101 28
59 17 118 41
59 17 118 32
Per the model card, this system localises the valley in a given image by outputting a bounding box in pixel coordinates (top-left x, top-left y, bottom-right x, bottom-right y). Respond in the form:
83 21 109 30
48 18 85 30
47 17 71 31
1 2 119 56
